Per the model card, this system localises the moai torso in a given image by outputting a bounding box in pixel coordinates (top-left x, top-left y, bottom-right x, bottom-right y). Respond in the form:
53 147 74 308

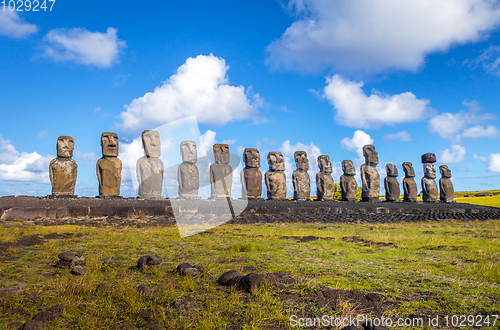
439 165 454 203
402 162 417 202
210 144 232 198
49 136 77 196
292 151 310 200
316 155 334 201
137 130 163 199
265 152 286 200
340 160 357 201
360 145 380 202
241 148 262 198
97 132 122 197
178 140 199 198
421 153 438 202
384 164 400 202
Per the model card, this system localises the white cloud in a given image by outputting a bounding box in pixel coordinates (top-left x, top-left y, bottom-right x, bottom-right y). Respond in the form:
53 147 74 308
41 27 126 68
473 154 487 162
222 139 237 146
476 45 500 76
439 145 466 164
488 153 500 172
461 125 500 139
74 150 98 166
199 130 217 158
267 0 500 74
119 54 262 135
0 11 38 38
383 131 413 142
324 74 431 128
340 130 373 159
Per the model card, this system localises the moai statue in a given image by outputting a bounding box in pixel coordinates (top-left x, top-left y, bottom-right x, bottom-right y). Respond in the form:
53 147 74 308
340 160 357 201
402 162 418 202
421 153 438 202
316 155 334 201
293 151 310 200
210 144 232 198
360 144 380 202
240 148 262 199
265 152 286 200
439 165 454 203
178 140 199 198
136 130 163 199
97 132 122 197
49 136 77 197
384 164 400 202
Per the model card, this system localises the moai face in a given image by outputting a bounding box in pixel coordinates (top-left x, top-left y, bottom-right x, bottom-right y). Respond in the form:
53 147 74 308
440 165 451 178
318 155 332 173
243 148 260 168
423 163 436 179
180 140 197 163
402 162 415 178
294 151 309 171
267 152 285 171
342 160 355 176
142 130 161 158
101 132 119 157
386 164 398 177
56 136 74 158
213 144 230 164
363 144 379 165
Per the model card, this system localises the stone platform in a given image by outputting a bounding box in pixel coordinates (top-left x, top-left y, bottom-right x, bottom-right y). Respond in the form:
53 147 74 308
0 196 499 224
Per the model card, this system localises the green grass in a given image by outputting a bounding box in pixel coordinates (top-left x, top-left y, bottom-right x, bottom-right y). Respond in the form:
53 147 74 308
455 193 500 208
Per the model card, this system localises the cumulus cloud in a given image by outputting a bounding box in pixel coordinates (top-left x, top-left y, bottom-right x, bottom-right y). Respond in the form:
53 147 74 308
340 130 374 159
324 74 431 128
267 0 500 74
488 153 500 172
473 154 487 162
439 145 466 164
0 11 38 38
383 131 413 142
74 150 98 166
199 130 217 158
476 45 500 76
119 54 263 135
461 125 500 139
40 27 126 68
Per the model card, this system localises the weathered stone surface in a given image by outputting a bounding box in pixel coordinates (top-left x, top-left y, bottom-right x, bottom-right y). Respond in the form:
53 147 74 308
218 270 240 285
422 162 438 202
316 155 334 201
178 141 199 198
49 136 77 196
340 160 358 202
384 164 400 202
210 144 232 198
71 266 86 276
361 145 380 202
137 130 163 200
71 255 86 266
97 132 121 197
439 165 454 203
402 162 418 202
292 151 310 200
137 256 149 270
421 153 436 164
241 148 262 198
58 251 76 261
265 152 286 200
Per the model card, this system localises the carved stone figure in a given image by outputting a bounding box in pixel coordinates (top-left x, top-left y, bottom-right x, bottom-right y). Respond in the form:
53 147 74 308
210 144 232 198
402 162 418 202
316 155 334 201
384 164 400 202
439 165 454 203
240 148 262 199
265 152 286 200
49 136 77 197
421 153 438 202
136 130 163 199
97 132 122 197
360 145 380 202
340 160 357 202
178 140 199 198
293 151 310 200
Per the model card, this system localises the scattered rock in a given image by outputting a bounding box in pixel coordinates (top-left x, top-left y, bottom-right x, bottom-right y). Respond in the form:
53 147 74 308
137 283 152 296
32 305 62 322
218 270 240 285
176 263 203 276
137 256 149 270
135 309 153 321
193 264 204 273
58 252 76 261
218 270 264 294
341 326 364 330
20 320 46 330
137 255 163 270
96 283 110 293
176 263 192 273
55 259 71 269
71 255 86 266
71 266 86 276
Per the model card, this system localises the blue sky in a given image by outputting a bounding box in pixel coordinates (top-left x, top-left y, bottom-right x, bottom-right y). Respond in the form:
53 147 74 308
1 0 500 198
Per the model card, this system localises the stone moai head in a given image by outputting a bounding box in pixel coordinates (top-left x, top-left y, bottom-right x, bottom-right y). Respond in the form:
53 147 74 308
101 132 119 157
386 164 398 177
363 144 379 165
142 130 161 158
318 155 332 173
294 151 309 171
267 152 285 171
440 165 451 178
213 144 230 164
423 163 436 179
180 140 197 163
243 148 260 168
56 136 74 158
342 160 355 176
402 162 415 178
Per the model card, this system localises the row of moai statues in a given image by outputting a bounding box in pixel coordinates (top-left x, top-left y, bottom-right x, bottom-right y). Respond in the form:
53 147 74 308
48 132 454 202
